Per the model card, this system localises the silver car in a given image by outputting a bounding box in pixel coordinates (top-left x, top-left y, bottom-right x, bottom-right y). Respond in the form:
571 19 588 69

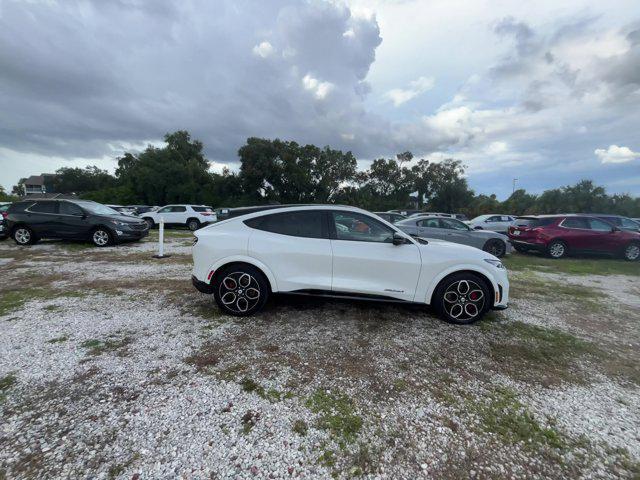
396 216 511 258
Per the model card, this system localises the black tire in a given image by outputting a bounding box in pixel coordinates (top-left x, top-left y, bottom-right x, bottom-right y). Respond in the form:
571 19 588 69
513 244 528 254
13 226 37 246
547 240 567 259
91 227 113 247
187 218 200 231
143 217 155 229
483 239 506 258
213 264 269 317
433 272 491 325
622 242 640 261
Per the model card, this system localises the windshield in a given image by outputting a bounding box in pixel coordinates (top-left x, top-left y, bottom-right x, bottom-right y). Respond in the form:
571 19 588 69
74 201 120 215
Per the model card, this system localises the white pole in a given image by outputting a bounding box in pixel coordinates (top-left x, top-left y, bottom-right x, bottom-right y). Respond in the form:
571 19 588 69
158 217 165 257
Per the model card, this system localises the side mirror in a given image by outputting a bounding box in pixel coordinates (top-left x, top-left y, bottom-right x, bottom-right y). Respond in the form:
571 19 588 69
392 232 406 245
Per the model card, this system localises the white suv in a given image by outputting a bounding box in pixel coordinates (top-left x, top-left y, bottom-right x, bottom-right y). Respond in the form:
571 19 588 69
191 205 509 324
467 214 515 234
142 205 217 231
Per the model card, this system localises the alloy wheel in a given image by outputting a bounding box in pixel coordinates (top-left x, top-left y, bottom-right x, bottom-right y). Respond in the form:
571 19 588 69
218 272 261 314
549 242 565 258
625 244 640 261
442 279 485 321
93 229 110 246
486 240 505 257
15 228 31 244
188 220 199 231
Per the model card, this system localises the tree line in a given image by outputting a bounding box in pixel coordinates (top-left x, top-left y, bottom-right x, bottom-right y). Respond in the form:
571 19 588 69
6 130 640 218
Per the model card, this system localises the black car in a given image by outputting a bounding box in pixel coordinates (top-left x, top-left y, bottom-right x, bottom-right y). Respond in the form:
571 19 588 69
6 199 149 247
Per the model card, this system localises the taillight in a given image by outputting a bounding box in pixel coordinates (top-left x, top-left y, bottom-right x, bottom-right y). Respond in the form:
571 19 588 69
201 212 212 216
1 212 6 219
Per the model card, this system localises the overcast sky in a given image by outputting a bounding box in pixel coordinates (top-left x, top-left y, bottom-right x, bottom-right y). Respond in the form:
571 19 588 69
1 0 639 199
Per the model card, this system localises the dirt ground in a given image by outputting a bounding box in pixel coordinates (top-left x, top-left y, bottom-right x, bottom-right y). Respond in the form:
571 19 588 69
1 231 638 479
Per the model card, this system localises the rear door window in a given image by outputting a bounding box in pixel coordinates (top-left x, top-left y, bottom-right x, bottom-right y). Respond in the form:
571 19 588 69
171 206 187 212
418 218 441 228
59 202 84 216
245 211 327 239
28 202 57 214
561 217 589 229
588 218 613 231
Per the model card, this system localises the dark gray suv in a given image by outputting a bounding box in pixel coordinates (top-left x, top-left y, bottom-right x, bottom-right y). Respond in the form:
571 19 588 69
6 199 149 247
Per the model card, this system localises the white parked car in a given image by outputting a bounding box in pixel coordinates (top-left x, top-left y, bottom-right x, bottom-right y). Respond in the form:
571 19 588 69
191 205 509 324
467 214 516 233
141 204 217 231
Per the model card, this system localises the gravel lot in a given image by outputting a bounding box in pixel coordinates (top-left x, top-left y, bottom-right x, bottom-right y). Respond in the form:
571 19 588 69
1 231 639 479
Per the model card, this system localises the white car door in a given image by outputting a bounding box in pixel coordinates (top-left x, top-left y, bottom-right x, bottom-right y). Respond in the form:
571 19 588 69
246 210 332 292
330 211 421 302
155 206 174 224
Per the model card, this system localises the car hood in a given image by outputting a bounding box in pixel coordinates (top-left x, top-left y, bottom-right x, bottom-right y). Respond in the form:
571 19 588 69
413 235 494 256
95 214 144 224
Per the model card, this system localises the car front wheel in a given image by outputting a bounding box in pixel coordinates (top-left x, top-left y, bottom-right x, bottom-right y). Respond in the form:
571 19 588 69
13 226 37 246
623 243 640 261
92 228 113 247
547 240 567 259
143 217 154 229
213 264 269 316
434 272 491 325
483 239 506 258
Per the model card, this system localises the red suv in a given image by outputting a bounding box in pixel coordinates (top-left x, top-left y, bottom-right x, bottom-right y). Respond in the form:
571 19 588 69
508 215 640 261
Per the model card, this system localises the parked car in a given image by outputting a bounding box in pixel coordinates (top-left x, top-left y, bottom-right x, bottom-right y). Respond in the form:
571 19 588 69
388 209 423 217
126 205 157 216
374 212 407 224
467 214 516 233
141 204 217 231
191 205 509 324
6 199 149 247
588 214 640 232
0 202 11 238
509 215 640 261
106 205 137 216
396 215 510 258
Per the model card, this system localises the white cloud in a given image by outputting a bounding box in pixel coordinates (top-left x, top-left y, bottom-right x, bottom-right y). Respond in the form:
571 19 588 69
385 76 435 106
302 74 334 100
343 28 355 38
252 41 274 58
595 145 640 164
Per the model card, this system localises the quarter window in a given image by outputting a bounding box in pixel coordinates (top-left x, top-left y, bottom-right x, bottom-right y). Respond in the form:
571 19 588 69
245 211 326 239
332 212 394 243
28 202 56 214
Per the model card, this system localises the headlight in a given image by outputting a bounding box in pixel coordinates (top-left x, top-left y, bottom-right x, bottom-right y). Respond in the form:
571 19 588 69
484 258 505 269
110 220 128 227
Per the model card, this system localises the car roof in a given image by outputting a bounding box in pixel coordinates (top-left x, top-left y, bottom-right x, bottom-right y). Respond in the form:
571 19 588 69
219 204 375 222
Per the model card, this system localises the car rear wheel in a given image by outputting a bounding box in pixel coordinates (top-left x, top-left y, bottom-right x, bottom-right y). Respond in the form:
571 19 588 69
547 240 567 259
213 264 269 316
13 226 37 246
91 228 113 247
483 239 506 258
187 218 200 231
623 243 640 261
513 244 528 254
433 272 491 325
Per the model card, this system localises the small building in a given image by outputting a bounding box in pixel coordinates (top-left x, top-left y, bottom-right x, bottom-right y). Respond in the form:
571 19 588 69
23 174 57 196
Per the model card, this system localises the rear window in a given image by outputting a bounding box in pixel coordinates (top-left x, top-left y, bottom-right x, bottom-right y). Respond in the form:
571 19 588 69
192 206 212 212
514 217 557 227
245 211 326 239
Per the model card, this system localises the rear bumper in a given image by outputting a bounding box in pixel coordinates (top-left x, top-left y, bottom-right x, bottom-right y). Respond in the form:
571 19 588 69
192 275 214 294
509 239 545 251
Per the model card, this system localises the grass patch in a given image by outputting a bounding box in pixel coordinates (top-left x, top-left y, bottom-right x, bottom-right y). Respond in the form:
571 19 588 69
184 345 219 372
292 419 308 436
0 288 85 317
485 320 600 385
471 387 566 450
306 390 363 445
240 377 290 402
0 373 17 402
47 335 69 344
81 336 133 357
503 252 639 277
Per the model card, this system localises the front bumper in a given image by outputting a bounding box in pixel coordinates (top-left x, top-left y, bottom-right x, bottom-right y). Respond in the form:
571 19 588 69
115 228 149 241
192 275 214 294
